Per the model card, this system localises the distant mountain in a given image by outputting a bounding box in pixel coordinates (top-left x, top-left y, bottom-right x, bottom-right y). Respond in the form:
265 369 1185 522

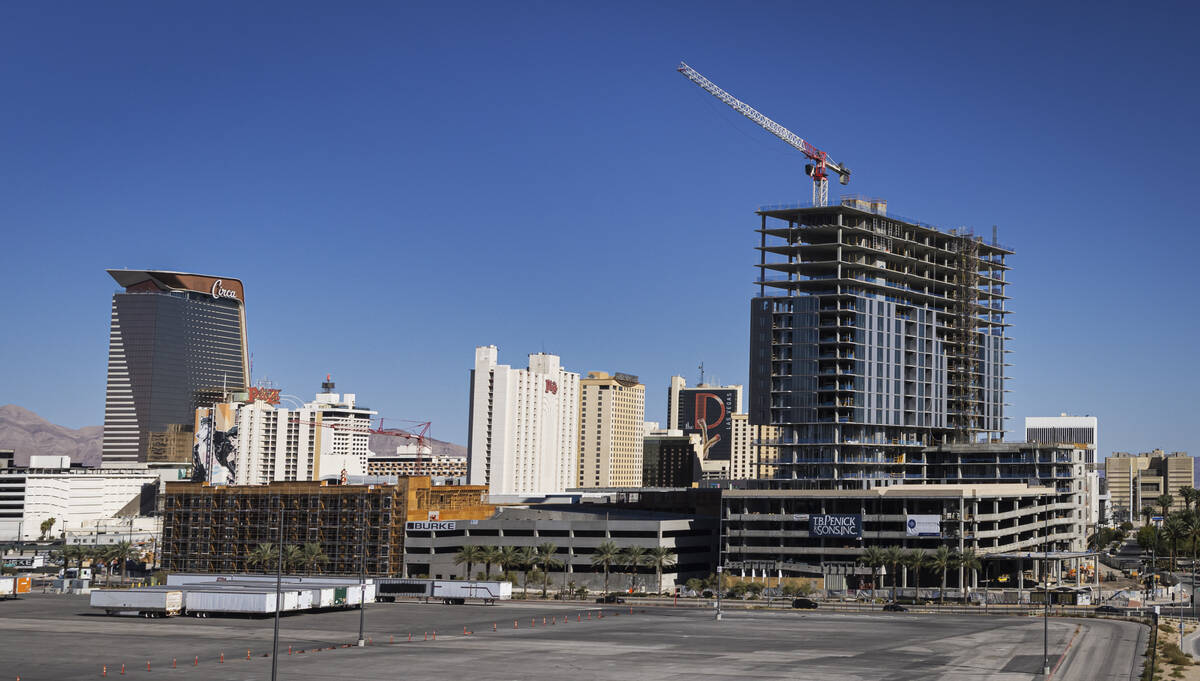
369 431 466 460
0 405 103 467
0 404 468 468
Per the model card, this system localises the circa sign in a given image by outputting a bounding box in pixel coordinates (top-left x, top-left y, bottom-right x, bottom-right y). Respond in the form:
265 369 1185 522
809 514 862 538
211 279 240 301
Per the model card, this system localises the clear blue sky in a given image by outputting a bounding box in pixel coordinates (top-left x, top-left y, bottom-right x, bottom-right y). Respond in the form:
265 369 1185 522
2 2 1197 458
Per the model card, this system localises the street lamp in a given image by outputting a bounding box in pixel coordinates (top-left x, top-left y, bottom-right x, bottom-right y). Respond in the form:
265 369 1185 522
270 503 283 681
715 495 724 622
1042 502 1050 678
358 518 367 647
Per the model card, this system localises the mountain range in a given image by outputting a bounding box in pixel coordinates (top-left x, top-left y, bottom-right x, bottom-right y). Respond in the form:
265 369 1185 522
0 404 466 467
0 405 103 467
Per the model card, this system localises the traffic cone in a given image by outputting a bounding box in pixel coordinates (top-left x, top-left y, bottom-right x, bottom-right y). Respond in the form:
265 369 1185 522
493 622 497 632
102 665 107 677
146 661 150 672
219 653 224 664
119 664 125 675
172 658 176 669
193 656 198 667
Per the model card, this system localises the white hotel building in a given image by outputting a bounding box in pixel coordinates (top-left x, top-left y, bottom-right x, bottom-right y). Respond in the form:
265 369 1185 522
468 346 580 497
196 383 375 486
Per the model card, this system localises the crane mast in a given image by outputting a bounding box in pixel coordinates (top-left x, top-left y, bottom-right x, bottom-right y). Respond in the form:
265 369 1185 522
677 61 849 206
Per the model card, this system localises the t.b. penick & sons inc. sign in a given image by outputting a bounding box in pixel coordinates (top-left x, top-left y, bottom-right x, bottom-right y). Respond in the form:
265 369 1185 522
809 514 862 538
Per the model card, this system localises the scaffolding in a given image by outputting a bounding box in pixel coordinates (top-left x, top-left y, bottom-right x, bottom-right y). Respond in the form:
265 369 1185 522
161 477 493 577
949 232 982 443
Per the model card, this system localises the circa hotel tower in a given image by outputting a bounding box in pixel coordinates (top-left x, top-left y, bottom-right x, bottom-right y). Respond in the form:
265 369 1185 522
101 270 249 466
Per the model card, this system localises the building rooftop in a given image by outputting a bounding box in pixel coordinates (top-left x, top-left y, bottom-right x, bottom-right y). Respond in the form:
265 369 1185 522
725 483 1050 500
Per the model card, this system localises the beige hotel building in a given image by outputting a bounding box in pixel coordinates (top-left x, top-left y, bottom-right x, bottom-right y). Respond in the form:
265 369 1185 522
577 372 646 488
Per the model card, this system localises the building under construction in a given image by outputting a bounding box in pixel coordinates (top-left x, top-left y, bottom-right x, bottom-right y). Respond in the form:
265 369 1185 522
161 477 494 576
748 197 1012 487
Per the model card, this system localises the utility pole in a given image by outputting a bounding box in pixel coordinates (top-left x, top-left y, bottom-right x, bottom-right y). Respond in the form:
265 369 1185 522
271 500 283 681
715 493 723 621
1042 505 1050 679
358 514 367 647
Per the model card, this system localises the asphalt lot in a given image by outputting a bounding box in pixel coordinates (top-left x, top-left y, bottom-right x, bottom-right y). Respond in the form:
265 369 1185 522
0 593 1145 680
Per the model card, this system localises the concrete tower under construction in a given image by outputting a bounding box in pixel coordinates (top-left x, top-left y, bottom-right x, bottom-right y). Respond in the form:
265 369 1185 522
748 197 1011 488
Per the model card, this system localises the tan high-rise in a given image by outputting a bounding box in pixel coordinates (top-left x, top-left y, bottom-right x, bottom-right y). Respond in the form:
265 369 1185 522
1106 449 1194 522
577 372 645 488
729 414 779 480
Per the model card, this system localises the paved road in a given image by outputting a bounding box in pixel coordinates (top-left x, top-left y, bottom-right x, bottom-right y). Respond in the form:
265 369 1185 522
0 594 1145 680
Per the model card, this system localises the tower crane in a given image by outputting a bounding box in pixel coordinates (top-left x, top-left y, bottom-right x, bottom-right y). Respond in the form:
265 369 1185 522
677 61 850 207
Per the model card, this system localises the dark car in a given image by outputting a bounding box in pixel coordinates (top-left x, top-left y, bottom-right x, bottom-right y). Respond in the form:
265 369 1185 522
882 603 907 612
1095 605 1122 614
596 593 626 604
791 598 819 609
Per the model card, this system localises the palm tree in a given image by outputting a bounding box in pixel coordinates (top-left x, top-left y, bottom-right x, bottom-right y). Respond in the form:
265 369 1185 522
248 543 275 573
645 546 677 595
857 546 886 595
535 543 563 598
497 546 520 582
454 545 482 580
300 542 328 575
1185 511 1200 569
61 545 82 576
478 546 501 579
883 546 905 602
110 541 132 585
591 541 621 595
1162 515 1186 572
514 547 536 598
930 546 956 605
621 546 648 593
1141 505 1154 527
1157 494 1176 519
1180 487 1199 513
39 517 56 541
903 549 929 601
957 548 982 601
282 544 303 573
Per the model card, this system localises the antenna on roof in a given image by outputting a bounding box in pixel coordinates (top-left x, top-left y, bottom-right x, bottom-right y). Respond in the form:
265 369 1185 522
322 374 335 393
698 362 705 385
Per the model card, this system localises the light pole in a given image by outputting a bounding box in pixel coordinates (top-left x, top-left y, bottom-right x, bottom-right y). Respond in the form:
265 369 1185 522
715 495 724 621
1042 503 1050 679
357 519 367 647
270 502 283 681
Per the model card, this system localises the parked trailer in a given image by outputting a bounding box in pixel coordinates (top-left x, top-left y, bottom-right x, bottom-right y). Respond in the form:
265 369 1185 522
0 576 32 599
431 580 512 605
180 588 303 616
90 590 183 617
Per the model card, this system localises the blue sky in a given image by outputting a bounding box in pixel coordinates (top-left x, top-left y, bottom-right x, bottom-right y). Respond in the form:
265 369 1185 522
2 2 1197 458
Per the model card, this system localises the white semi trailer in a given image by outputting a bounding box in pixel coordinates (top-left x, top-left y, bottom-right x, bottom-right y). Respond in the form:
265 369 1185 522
431 580 512 605
90 590 183 617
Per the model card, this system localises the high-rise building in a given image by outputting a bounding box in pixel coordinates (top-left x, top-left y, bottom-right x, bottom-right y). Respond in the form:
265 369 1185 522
102 270 249 466
467 346 580 496
641 428 703 488
577 372 645 488
666 376 743 479
747 199 1011 487
195 379 375 485
1106 449 1194 522
1025 415 1099 462
1025 414 1101 525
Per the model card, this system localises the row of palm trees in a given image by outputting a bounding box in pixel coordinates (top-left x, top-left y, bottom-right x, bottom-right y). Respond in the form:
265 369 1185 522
453 542 677 597
857 545 982 604
1135 495 1200 573
246 542 330 574
60 542 136 585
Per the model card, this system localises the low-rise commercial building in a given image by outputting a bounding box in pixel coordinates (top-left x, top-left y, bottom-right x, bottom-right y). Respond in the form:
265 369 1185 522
722 483 1076 590
403 504 716 591
0 452 159 541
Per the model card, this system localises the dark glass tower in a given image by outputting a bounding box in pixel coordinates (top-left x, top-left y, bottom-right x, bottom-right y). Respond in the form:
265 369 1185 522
101 270 249 465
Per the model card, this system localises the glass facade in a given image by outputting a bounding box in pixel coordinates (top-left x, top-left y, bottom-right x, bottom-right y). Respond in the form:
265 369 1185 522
748 204 1011 488
102 275 247 466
